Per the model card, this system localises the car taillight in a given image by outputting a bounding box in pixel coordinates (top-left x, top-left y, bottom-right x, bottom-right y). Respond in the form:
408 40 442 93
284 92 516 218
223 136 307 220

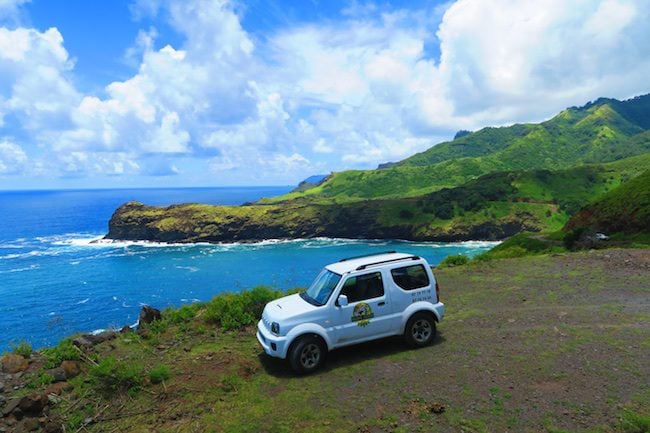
435 280 440 302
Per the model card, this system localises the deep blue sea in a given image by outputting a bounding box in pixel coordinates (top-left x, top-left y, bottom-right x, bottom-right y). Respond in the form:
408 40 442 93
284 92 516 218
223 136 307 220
0 187 498 351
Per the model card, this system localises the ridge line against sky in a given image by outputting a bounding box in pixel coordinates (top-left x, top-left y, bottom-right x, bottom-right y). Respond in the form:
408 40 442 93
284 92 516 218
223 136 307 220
0 0 649 189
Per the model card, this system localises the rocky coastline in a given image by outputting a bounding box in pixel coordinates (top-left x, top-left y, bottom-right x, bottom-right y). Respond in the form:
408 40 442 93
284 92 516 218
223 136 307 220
104 201 541 244
0 306 163 433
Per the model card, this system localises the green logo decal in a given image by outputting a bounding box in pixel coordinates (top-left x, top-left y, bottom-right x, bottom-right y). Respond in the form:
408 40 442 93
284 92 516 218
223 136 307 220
351 302 374 322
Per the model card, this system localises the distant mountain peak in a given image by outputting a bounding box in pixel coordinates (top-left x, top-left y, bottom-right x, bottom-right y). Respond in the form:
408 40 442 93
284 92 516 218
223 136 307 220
291 174 331 193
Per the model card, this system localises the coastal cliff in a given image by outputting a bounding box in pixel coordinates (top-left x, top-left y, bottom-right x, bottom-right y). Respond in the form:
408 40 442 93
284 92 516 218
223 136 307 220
105 200 537 243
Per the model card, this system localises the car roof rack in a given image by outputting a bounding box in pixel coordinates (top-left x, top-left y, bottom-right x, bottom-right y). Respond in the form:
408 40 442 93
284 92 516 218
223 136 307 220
356 255 420 271
339 250 396 262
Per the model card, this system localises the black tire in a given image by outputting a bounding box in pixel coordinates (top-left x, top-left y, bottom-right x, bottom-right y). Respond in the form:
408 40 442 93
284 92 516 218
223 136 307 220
404 312 436 347
288 335 326 374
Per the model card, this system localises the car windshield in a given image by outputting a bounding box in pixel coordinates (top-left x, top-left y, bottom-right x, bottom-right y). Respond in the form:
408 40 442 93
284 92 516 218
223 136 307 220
301 269 341 306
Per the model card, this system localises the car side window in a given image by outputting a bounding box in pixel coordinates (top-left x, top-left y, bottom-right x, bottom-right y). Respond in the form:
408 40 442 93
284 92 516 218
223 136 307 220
391 264 430 290
340 272 384 302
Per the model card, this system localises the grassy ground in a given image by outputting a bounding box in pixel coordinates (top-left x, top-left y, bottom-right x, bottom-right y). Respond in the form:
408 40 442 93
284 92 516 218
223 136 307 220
5 249 649 433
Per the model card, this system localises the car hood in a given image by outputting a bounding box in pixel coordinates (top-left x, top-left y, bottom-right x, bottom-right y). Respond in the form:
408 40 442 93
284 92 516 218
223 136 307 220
264 293 315 322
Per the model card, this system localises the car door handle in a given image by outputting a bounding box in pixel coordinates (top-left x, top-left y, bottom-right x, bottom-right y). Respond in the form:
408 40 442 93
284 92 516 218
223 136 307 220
378 302 386 306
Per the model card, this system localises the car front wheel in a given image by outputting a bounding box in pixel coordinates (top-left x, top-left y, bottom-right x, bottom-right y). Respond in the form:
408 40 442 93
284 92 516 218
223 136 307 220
288 335 326 374
404 312 436 347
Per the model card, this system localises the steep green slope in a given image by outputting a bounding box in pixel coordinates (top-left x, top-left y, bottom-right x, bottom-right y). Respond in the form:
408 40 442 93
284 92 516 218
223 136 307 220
400 123 535 167
565 169 650 235
269 94 650 204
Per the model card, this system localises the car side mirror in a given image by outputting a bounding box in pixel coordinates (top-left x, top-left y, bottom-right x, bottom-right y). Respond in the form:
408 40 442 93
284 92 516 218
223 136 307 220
337 294 348 307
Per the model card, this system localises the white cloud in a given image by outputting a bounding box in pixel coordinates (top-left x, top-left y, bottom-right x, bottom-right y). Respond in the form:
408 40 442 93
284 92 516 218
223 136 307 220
0 0 29 23
1 0 650 184
436 0 650 123
0 138 27 174
0 27 79 132
56 151 140 177
313 138 333 154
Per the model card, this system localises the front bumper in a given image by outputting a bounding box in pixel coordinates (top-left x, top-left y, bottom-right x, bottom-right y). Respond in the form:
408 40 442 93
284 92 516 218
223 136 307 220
256 320 289 359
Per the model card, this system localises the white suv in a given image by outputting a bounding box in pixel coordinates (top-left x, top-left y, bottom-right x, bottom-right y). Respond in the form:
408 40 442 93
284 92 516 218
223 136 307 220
257 251 444 373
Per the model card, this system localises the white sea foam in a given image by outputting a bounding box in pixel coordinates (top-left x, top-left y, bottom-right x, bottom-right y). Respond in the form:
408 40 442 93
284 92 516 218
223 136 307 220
0 250 59 260
90 238 211 248
0 243 25 249
406 240 502 249
50 234 109 247
76 298 90 305
0 264 40 274
175 265 199 272
45 235 499 253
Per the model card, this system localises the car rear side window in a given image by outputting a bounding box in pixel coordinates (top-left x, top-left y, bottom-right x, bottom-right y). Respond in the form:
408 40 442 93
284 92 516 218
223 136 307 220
391 264 430 290
340 272 384 302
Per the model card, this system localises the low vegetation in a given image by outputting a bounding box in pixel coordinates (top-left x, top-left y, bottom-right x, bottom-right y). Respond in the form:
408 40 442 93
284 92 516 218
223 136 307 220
438 254 470 267
565 169 650 236
3 249 648 433
10 340 32 358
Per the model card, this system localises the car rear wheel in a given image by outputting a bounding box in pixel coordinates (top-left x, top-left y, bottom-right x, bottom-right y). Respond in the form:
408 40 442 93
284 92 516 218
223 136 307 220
288 335 326 374
404 312 436 347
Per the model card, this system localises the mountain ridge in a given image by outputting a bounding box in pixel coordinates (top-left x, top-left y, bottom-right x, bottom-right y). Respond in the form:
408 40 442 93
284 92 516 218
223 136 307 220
268 93 650 204
105 92 650 243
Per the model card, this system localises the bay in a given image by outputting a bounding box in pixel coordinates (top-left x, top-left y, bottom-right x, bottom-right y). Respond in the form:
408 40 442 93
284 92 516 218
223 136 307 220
0 187 497 351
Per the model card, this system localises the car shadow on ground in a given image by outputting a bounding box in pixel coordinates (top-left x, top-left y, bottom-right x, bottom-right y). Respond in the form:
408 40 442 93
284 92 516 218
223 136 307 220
258 331 447 378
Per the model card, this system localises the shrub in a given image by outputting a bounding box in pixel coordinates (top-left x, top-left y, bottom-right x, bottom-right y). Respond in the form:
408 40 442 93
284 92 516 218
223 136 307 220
243 286 282 319
439 254 470 267
166 304 201 324
36 372 54 387
146 318 169 335
42 339 80 368
481 246 529 260
149 365 171 384
620 409 650 433
562 227 599 251
435 202 454 219
205 286 282 330
205 293 253 330
493 234 550 254
90 356 143 392
11 340 32 358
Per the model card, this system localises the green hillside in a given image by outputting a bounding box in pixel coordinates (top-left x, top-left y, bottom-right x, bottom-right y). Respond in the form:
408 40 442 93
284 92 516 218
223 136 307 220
107 93 650 244
107 153 650 243
565 169 650 235
269 94 650 204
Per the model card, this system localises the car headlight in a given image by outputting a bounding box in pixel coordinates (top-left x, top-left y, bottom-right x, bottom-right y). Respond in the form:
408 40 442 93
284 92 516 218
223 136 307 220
271 322 280 335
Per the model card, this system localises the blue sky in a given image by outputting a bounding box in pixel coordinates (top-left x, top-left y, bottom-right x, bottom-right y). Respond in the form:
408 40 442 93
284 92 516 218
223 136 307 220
0 0 649 189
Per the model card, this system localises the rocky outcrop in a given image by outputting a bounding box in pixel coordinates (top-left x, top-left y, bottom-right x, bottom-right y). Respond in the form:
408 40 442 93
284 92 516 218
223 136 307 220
72 331 116 350
1 355 29 374
139 306 161 325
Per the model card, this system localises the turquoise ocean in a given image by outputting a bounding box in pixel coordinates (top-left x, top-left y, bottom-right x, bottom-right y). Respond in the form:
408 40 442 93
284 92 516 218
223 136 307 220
0 187 498 351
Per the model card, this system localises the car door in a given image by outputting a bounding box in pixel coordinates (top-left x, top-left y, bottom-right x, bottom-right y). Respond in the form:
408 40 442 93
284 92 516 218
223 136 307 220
330 271 393 345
